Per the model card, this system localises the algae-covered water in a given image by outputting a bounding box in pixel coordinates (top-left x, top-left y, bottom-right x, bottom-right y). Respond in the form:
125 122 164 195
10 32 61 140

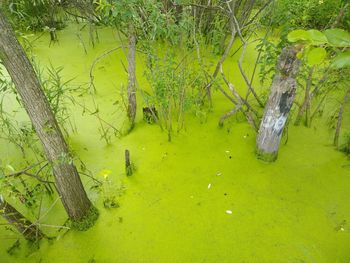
1 24 350 263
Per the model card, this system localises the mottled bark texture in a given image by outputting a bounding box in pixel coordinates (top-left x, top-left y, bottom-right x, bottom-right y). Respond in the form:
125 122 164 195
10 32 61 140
0 196 44 242
127 25 137 128
0 10 96 225
256 46 300 162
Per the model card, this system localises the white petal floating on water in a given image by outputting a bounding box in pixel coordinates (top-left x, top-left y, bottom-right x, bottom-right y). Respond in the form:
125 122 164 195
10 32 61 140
226 210 233 214
208 183 212 189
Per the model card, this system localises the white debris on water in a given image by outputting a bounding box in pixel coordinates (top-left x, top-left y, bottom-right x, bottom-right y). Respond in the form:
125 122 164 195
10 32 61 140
226 210 233 214
208 183 211 189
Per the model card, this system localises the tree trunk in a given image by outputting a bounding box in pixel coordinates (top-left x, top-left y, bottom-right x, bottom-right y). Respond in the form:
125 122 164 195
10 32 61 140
127 25 137 129
334 87 350 147
294 66 314 126
256 46 300 162
0 196 44 242
0 10 96 226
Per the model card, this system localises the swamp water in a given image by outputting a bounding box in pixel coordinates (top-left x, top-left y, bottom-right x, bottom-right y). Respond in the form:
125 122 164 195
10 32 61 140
0 24 350 263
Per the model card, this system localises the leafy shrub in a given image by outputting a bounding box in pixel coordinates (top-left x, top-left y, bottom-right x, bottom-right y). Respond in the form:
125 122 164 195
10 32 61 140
265 0 347 30
3 0 66 31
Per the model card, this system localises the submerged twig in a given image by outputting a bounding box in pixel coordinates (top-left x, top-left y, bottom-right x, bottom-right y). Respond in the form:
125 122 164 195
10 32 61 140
89 46 123 93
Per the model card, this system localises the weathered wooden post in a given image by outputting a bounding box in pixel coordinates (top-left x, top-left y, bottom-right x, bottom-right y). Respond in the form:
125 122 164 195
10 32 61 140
125 149 133 176
256 46 300 162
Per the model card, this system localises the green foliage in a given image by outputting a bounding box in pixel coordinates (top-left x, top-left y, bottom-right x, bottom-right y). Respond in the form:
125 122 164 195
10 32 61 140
98 169 121 209
266 0 346 30
4 0 66 31
332 51 350 68
144 49 206 139
287 29 312 42
36 63 88 135
307 47 327 66
256 39 279 84
0 160 54 214
324 29 350 47
0 66 38 156
96 0 182 44
205 14 227 55
307 29 329 45
287 28 350 68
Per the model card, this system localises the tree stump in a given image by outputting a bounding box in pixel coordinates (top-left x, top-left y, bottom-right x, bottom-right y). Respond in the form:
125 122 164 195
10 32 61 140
256 46 300 162
125 149 133 176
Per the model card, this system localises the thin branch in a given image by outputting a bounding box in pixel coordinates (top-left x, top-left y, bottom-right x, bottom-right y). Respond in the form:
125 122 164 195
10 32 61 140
79 172 102 185
5 161 46 178
22 172 55 184
89 46 123 93
233 14 264 107
36 223 71 230
220 65 259 131
243 0 273 28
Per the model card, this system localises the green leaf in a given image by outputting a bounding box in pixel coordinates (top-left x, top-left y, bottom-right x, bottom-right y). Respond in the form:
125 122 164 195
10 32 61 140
307 47 327 66
307 30 328 45
6 164 15 172
324 29 350 47
287 29 310 42
331 51 350 68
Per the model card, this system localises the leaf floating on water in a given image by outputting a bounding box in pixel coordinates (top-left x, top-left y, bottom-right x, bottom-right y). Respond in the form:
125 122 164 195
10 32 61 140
225 150 230 153
216 172 222 176
226 210 233 214
334 220 346 232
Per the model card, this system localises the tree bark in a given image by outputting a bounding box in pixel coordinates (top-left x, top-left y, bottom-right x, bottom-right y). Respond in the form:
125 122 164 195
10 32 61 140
334 87 350 147
256 46 300 162
0 196 44 242
127 25 137 129
0 10 95 224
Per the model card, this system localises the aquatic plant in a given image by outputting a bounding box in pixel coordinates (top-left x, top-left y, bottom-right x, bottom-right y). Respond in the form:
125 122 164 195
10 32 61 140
144 49 207 140
99 169 119 209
